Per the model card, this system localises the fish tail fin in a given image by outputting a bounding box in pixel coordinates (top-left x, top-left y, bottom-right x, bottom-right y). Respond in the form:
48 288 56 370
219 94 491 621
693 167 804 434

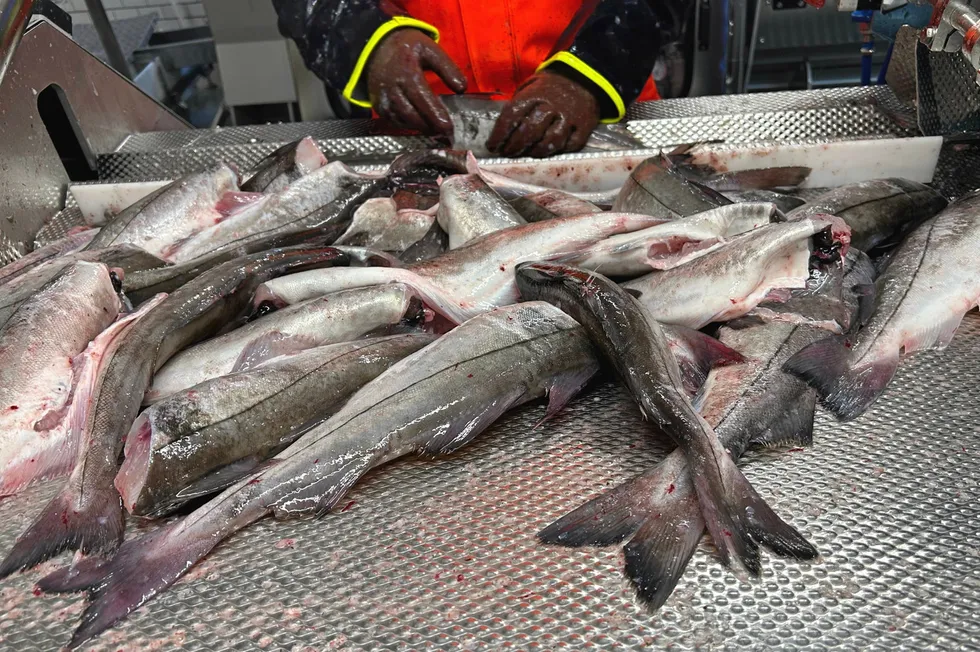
537 471 662 547
43 520 216 649
0 485 124 579
782 336 898 420
692 440 818 570
623 488 704 611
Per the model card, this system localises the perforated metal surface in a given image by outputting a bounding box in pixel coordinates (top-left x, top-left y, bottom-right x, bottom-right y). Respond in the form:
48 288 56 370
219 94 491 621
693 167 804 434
0 313 977 651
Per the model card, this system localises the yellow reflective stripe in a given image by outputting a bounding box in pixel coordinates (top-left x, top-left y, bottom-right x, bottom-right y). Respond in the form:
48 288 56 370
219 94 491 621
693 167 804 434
342 17 441 108
536 51 626 123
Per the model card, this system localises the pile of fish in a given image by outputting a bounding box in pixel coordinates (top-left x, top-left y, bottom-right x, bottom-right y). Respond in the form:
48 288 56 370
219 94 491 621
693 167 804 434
0 135 972 648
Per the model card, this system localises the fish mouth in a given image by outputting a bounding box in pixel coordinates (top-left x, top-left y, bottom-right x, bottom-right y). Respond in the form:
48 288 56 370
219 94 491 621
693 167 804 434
115 413 153 516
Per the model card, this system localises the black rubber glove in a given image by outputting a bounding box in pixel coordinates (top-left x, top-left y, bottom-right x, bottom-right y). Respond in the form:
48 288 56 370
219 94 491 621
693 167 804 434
487 70 601 158
367 28 468 136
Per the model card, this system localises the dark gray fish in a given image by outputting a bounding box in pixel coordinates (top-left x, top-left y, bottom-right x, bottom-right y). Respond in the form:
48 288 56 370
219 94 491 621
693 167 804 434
784 191 980 420
723 189 806 214
240 137 327 193
116 334 436 518
0 247 352 579
40 302 599 649
786 178 948 252
539 318 823 610
612 154 730 217
0 229 97 287
122 226 347 305
516 263 817 579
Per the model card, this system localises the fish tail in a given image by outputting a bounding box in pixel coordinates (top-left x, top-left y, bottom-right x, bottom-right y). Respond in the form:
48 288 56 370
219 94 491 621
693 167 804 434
39 520 219 649
0 484 124 579
623 486 704 611
782 335 898 420
691 439 818 571
537 471 663 547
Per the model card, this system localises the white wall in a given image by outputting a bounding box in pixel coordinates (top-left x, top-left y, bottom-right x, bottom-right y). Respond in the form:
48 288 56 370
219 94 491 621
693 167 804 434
53 0 209 33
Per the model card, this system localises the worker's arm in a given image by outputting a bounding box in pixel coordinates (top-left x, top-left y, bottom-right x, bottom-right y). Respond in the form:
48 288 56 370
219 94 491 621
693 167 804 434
271 0 465 134
489 0 666 158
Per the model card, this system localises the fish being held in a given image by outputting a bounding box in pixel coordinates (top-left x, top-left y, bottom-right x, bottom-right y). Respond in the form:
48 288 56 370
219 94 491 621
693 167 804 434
40 302 599 649
0 247 351 579
117 333 436 517
516 263 817 579
0 261 122 496
784 190 980 420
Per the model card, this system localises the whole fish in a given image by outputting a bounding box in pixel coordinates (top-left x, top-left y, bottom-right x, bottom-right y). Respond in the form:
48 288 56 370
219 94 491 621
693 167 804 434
251 212 664 323
147 283 426 402
122 226 348 305
622 215 850 329
0 262 121 496
85 164 239 257
784 191 980 420
240 137 328 193
786 178 947 252
508 190 602 222
40 302 599 648
437 174 525 248
117 334 436 517
167 162 381 262
537 241 875 609
612 154 730 217
334 198 437 251
563 202 777 276
539 317 824 610
516 263 817 579
0 247 351 579
0 228 98 286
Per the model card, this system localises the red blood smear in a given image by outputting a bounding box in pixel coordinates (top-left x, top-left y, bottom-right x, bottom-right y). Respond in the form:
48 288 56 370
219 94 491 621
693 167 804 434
32 587 42 596
667 484 675 494
456 574 464 582
341 501 356 512
467 374 473 378
722 529 732 537
247 478 261 485
8 406 17 411
788 447 805 453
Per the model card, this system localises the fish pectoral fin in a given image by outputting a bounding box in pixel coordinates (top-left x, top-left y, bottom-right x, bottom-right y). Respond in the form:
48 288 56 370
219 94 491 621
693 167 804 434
418 386 528 458
214 190 264 218
174 456 269 502
535 364 599 428
270 454 371 520
623 486 705 612
748 390 817 449
231 331 318 373
665 324 746 401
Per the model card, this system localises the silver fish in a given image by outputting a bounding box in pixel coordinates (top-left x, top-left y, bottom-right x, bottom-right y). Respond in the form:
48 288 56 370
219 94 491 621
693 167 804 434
117 333 436 517
612 154 730 217
335 198 437 252
253 212 664 324
147 282 426 402
784 190 980 420
86 164 239 258
39 302 599 648
623 215 850 328
564 202 777 276
0 247 351 579
516 263 817 580
508 189 602 223
0 261 121 496
437 174 525 249
0 228 98 286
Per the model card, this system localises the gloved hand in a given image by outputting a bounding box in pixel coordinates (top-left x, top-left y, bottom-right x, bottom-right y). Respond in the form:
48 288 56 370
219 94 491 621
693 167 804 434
367 28 468 136
487 70 600 158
